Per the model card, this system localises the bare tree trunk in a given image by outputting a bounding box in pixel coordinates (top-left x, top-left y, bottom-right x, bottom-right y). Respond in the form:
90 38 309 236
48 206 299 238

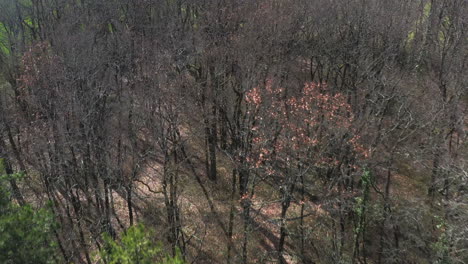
278 170 300 263
377 167 392 264
126 183 134 226
429 148 441 201
278 200 290 264
70 190 92 264
239 168 250 264
227 169 237 264
241 199 250 264
104 179 115 238
205 103 218 182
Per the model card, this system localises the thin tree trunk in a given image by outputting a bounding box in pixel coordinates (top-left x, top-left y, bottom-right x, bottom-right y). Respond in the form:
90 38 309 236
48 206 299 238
377 167 392 264
241 199 250 264
278 201 290 264
70 190 92 264
104 179 115 238
208 100 218 182
127 183 134 226
227 169 237 264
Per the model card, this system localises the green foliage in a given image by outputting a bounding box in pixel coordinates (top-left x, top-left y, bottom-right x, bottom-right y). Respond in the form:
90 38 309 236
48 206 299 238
423 2 432 18
0 173 21 209
405 1 431 47
0 204 57 264
98 223 184 264
354 169 372 229
0 22 10 56
432 216 455 264
353 169 372 254
0 170 57 264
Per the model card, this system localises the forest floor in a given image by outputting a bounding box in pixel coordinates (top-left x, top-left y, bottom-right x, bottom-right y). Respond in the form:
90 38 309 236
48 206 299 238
106 135 440 264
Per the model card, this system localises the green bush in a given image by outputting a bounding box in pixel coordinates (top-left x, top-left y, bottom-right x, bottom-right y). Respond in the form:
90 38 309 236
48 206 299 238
0 173 57 264
99 223 184 264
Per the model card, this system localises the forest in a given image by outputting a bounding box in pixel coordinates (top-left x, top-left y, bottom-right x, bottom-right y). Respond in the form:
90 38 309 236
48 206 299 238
0 0 467 263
